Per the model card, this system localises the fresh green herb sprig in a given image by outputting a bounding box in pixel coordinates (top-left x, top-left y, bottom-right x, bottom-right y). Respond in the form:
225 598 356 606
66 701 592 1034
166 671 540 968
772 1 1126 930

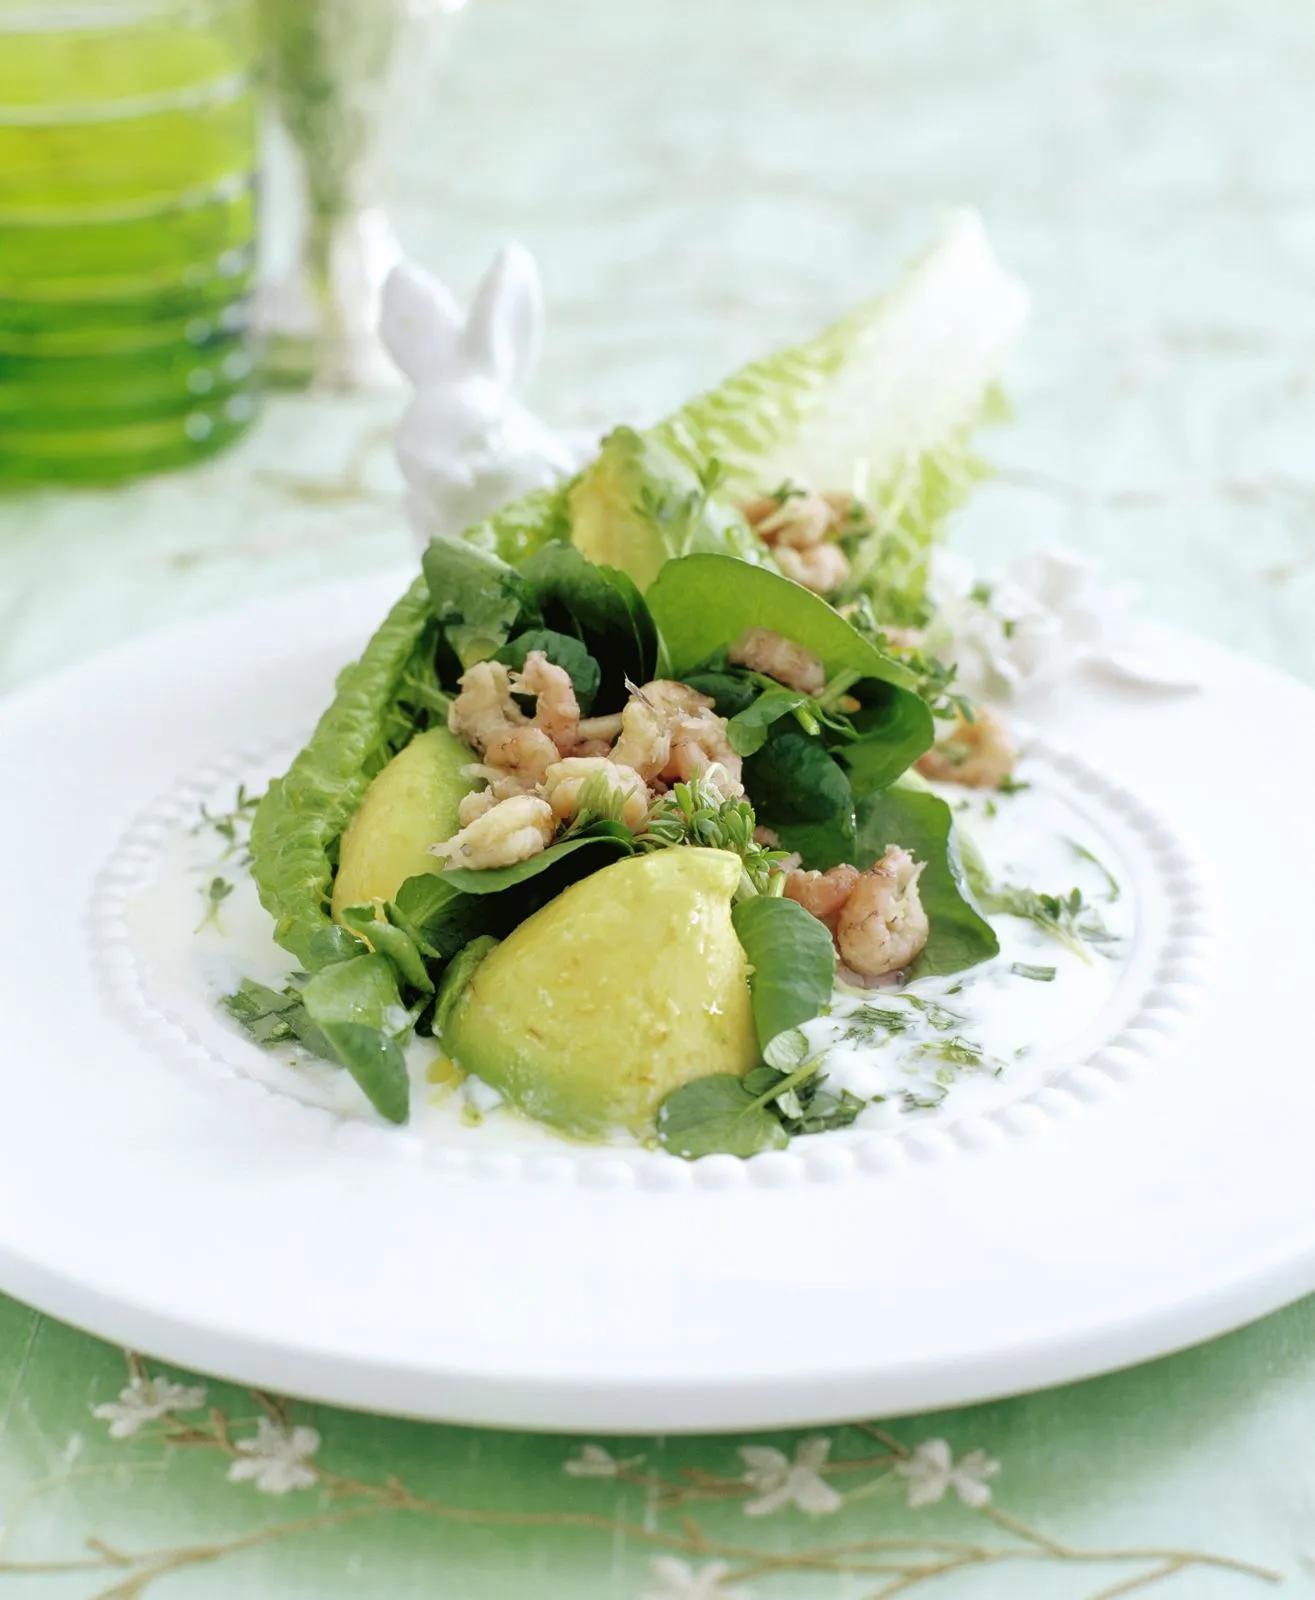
193 784 262 860
195 875 233 933
840 594 975 723
1069 839 1121 901
638 774 787 899
979 883 1119 961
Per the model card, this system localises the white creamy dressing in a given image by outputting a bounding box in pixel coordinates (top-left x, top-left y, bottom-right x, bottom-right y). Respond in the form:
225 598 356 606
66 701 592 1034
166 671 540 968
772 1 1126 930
129 754 1132 1151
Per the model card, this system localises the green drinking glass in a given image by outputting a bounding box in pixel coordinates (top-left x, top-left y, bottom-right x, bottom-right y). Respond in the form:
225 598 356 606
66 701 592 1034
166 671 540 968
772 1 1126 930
0 0 259 485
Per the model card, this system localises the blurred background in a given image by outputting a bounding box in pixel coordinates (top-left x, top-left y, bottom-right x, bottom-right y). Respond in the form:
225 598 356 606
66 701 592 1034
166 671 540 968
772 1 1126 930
2 0 1312 695
3 5 1315 1596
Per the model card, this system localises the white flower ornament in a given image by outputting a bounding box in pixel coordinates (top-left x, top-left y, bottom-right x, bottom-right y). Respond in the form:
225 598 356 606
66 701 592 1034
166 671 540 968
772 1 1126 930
563 1442 645 1478
641 1556 752 1600
924 544 1199 702
738 1435 842 1517
92 1374 207 1439
382 243 594 550
895 1437 1000 1509
227 1416 321 1495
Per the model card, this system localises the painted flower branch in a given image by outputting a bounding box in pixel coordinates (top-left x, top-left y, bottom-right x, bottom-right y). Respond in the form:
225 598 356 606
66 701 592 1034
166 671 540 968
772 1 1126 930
0 1356 1283 1600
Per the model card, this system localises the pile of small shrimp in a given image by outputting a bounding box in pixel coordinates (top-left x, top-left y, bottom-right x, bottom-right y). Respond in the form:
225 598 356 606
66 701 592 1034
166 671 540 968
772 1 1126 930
430 594 1019 981
741 485 856 595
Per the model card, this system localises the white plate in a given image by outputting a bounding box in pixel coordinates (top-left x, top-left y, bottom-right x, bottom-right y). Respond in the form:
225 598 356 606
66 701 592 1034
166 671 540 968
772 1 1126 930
3 571 1314 1433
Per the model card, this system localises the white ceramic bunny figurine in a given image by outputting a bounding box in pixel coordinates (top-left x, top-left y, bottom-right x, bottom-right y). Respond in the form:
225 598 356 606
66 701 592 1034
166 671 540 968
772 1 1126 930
381 243 592 546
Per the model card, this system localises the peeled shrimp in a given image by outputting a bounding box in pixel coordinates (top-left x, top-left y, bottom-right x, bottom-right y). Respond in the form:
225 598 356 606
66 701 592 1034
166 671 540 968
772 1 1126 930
835 847 929 978
510 651 579 755
543 757 650 830
743 487 835 549
774 542 850 595
448 650 580 774
448 660 520 753
431 794 555 870
916 708 1016 789
729 627 826 696
783 864 860 933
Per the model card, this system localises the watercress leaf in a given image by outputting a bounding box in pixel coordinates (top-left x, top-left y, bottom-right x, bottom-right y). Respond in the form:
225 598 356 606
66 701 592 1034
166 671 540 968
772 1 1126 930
853 783 998 978
495 628 601 714
301 953 412 1123
438 831 635 895
655 1074 789 1160
318 1023 410 1125
339 903 434 995
727 687 809 757
841 691 940 796
762 1026 810 1072
732 895 836 1052
742 1065 786 1097
647 553 922 698
682 671 761 718
393 832 636 971
392 873 488 962
519 544 658 709
433 935 499 1038
744 731 856 868
422 537 528 667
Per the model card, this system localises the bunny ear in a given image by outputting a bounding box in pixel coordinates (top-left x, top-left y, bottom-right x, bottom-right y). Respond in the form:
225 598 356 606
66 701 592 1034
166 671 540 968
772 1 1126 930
379 260 464 385
460 242 544 395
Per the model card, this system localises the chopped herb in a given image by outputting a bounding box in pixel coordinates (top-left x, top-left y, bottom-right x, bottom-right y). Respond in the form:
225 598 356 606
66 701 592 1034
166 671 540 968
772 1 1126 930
1069 838 1121 901
901 1086 949 1113
1010 962 1057 982
913 1035 999 1071
901 993 965 1032
769 478 807 504
996 774 1030 796
978 882 1120 961
841 1004 912 1044
983 798 998 819
969 580 994 606
222 977 333 1059
193 783 262 860
196 875 234 933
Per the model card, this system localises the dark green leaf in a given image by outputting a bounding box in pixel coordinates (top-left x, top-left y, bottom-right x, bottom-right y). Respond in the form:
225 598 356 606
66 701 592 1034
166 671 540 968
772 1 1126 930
338 903 434 994
438 830 634 895
727 687 809 757
393 831 636 973
682 671 761 718
732 895 836 1052
854 784 998 978
422 537 527 667
317 1023 410 1125
744 731 856 868
655 1074 789 1159
841 690 940 796
519 544 659 710
302 954 412 1123
494 628 601 714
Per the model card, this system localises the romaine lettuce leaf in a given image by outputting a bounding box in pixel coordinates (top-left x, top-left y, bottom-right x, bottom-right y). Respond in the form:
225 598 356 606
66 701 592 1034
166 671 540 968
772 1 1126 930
650 211 1026 620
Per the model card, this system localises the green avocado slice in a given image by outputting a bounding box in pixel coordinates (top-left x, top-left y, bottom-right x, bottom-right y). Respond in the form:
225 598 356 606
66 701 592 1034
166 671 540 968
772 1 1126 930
443 848 758 1138
331 727 477 917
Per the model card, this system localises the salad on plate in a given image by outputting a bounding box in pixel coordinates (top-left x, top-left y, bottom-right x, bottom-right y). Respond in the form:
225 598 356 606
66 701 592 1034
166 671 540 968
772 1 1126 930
218 217 1129 1158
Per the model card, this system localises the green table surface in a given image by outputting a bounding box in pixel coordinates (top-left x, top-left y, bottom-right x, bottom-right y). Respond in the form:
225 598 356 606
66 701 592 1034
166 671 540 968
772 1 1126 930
3 1 1314 1595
